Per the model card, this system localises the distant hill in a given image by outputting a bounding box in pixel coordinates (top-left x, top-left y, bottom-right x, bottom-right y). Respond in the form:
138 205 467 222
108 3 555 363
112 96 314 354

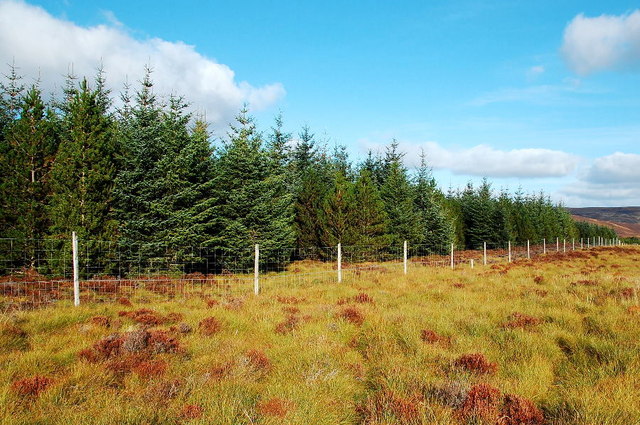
568 207 640 237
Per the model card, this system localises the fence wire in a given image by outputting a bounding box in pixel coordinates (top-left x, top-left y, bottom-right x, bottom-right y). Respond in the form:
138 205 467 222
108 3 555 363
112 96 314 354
0 236 620 310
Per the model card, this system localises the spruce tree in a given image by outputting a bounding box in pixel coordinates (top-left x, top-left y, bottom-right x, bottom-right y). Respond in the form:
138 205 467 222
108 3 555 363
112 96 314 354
212 107 294 269
349 169 388 249
1 84 58 268
49 77 118 241
459 181 493 249
113 69 169 262
379 145 421 247
413 153 453 251
322 171 354 246
294 165 331 250
0 65 25 240
161 104 218 261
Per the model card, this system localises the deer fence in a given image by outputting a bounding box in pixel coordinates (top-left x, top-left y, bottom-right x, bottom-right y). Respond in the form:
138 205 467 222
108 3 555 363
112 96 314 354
0 234 621 310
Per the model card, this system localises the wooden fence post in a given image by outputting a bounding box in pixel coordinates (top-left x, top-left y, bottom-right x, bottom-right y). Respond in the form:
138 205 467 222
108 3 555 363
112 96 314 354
403 240 407 275
337 243 342 283
450 243 454 269
73 232 79 306
254 244 259 295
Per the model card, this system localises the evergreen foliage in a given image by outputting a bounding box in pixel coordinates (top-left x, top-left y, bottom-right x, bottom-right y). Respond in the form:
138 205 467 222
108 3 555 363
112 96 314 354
379 143 422 246
0 67 620 276
414 153 453 251
211 107 294 269
1 84 58 268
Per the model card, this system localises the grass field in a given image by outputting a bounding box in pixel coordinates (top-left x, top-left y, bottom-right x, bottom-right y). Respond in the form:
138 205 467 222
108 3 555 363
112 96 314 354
1 246 639 425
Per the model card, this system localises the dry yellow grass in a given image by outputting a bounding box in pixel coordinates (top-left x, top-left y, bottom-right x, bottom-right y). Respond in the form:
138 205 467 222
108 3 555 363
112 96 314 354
1 246 639 424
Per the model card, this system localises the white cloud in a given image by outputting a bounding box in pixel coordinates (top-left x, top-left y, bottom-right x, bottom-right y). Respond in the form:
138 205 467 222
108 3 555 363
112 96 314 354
557 152 640 206
584 152 640 183
361 140 580 178
562 10 640 74
0 0 284 126
558 182 640 207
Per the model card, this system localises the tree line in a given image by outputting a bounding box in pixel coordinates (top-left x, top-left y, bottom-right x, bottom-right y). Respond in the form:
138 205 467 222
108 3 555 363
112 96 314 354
0 68 617 275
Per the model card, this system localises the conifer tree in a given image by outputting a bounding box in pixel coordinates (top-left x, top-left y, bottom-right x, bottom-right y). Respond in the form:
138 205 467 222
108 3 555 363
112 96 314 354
413 153 453 251
113 69 169 260
379 145 422 247
361 150 385 188
322 171 354 246
459 181 494 249
265 112 291 172
163 110 217 257
1 84 58 267
0 65 25 240
294 166 330 250
291 125 317 180
212 107 294 269
5 84 60 273
350 169 388 248
49 77 118 242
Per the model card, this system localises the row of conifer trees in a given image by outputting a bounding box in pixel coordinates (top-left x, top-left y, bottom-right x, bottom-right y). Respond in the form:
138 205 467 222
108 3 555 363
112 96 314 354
0 68 616 274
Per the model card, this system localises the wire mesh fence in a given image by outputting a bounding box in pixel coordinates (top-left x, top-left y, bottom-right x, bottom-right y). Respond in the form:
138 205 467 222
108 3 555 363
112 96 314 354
0 235 622 310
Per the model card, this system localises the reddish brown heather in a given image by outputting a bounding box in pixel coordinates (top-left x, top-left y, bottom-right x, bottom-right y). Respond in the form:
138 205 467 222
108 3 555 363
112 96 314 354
148 330 181 354
338 307 365 326
116 297 132 307
11 375 53 397
282 306 300 314
118 308 166 326
257 397 292 418
336 297 350 306
105 353 148 375
81 327 181 365
503 313 542 329
209 361 235 380
223 297 244 310
275 314 300 334
459 383 502 423
358 390 422 424
78 348 99 363
245 349 272 373
180 404 204 420
199 317 222 336
205 298 219 308
90 316 111 328
619 287 637 299
454 353 498 375
571 279 598 287
533 275 544 284
420 329 446 344
453 282 465 288
166 312 183 323
353 292 374 304
276 295 304 304
628 305 640 314
134 359 168 378
91 334 124 360
499 394 545 425
174 323 192 334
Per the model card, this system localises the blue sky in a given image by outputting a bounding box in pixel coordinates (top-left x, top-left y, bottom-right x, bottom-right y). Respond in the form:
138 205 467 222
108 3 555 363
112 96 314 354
1 0 639 206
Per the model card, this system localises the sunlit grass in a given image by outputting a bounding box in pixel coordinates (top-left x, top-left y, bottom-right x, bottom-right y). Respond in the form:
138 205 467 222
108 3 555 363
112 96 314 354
1 246 639 424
